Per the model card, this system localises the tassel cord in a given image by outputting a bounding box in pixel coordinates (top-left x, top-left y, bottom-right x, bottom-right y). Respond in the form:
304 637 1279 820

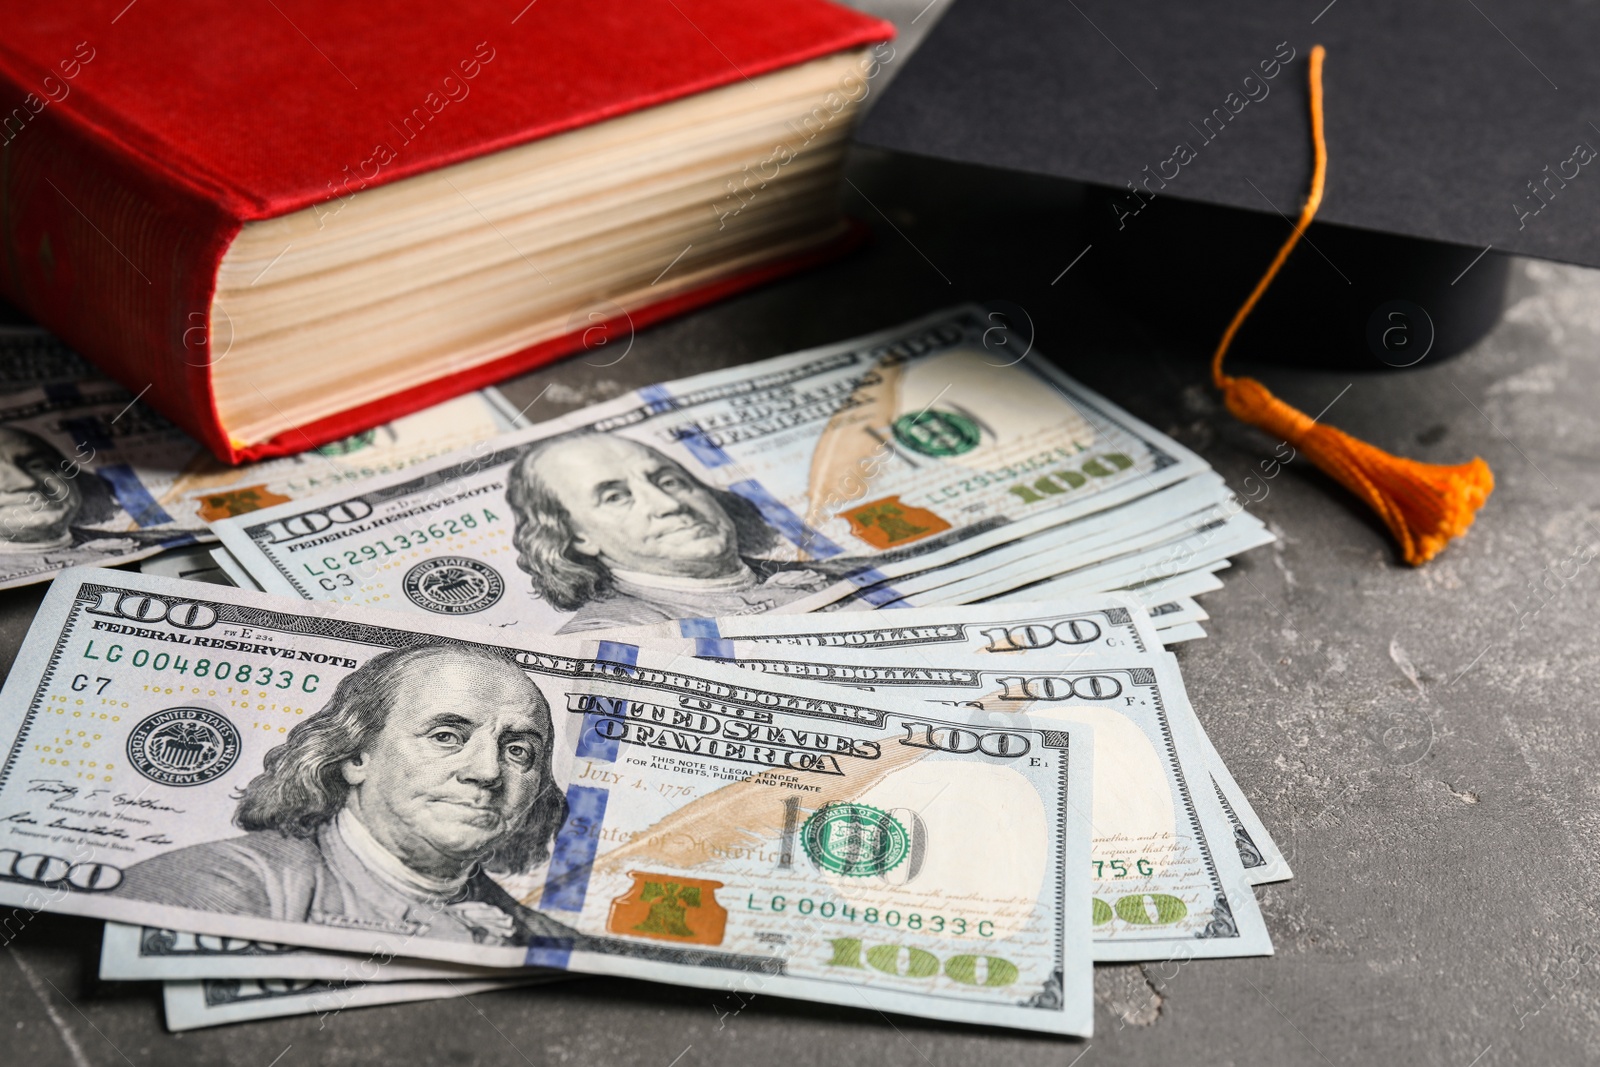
1207 45 1493 566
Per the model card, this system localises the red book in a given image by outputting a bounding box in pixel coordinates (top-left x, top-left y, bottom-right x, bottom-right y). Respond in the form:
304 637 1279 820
0 0 892 463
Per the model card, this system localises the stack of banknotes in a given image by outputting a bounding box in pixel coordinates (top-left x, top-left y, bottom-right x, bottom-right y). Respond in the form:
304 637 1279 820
0 307 1282 1034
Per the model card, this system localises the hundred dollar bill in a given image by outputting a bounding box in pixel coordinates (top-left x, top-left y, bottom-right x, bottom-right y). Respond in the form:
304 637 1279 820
0 569 1095 1035
901 498 1263 609
0 381 207 587
1153 622 1207 644
0 379 524 589
828 492 1269 614
212 305 1208 633
1147 597 1207 629
1122 565 1226 607
633 641 1273 959
163 976 535 1031
141 544 232 586
151 387 528 526
697 633 1286 883
211 545 264 590
598 594 1286 885
940 514 1271 611
198 541 1208 639
100 923 507 981
980 513 1271 610
800 470 1236 612
608 592 1160 655
190 542 1208 639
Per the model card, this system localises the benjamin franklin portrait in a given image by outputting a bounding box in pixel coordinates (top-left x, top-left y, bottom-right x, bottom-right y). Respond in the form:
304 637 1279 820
505 433 836 632
116 644 576 947
0 427 119 550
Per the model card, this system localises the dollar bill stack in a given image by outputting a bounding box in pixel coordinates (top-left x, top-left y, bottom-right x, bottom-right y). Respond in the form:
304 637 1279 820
0 309 1282 1032
3 569 1100 1034
207 306 1268 637
0 326 531 591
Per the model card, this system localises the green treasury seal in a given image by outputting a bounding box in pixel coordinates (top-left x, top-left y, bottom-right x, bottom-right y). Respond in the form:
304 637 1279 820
801 803 910 877
891 410 982 457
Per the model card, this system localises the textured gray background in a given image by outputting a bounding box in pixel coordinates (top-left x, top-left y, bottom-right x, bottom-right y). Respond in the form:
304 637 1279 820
5 2 1600 1063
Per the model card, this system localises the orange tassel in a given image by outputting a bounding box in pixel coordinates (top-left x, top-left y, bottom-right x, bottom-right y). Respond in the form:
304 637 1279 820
1212 45 1493 566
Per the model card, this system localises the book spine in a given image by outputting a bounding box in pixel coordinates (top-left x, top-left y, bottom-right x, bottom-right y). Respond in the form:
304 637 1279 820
0 58 239 461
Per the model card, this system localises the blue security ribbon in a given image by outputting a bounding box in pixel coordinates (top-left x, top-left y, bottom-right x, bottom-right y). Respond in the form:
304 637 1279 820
677 617 734 658
537 784 609 915
96 465 174 527
574 641 637 762
727 479 844 559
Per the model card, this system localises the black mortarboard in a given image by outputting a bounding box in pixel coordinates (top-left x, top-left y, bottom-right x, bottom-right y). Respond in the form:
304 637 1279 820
857 0 1600 367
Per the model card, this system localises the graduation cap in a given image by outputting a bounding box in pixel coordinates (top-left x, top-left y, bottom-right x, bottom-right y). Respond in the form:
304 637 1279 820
851 0 1600 562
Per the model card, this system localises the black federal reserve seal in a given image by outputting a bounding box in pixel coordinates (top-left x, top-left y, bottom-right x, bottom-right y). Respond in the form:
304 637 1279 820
127 708 241 787
402 556 505 614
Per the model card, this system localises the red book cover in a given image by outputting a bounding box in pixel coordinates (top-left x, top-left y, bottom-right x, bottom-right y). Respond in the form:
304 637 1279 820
0 0 892 463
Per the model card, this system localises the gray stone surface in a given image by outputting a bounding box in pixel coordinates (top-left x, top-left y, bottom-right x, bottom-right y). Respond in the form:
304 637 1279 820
4 48 1600 1067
